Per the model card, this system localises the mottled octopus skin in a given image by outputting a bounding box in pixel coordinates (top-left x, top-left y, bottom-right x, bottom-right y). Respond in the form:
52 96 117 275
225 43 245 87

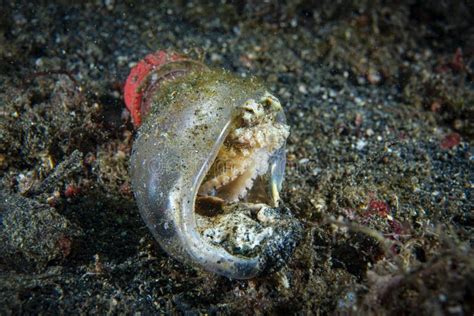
130 68 300 279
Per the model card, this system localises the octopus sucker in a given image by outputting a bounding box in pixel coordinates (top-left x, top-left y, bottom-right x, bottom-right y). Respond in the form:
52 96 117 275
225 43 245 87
127 51 301 279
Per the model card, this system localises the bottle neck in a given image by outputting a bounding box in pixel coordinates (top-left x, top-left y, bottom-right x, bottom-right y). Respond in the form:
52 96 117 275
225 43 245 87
124 51 208 127
139 60 208 125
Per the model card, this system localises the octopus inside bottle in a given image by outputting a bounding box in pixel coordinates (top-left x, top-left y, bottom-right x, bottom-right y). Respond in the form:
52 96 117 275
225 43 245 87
195 93 291 257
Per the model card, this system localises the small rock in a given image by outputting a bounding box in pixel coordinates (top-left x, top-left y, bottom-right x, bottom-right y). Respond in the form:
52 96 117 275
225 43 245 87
440 132 461 149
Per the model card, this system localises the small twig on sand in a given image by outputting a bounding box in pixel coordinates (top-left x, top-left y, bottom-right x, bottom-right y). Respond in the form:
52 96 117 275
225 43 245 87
26 150 83 196
22 69 80 87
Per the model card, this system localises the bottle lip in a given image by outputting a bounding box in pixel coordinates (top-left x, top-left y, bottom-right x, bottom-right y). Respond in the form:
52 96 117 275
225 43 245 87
124 50 206 126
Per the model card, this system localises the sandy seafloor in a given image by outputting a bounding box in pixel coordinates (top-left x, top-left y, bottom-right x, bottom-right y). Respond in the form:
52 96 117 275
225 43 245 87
0 1 473 314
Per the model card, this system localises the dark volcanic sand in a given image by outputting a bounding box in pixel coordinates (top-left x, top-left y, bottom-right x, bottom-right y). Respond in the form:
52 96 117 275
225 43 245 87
1 1 473 314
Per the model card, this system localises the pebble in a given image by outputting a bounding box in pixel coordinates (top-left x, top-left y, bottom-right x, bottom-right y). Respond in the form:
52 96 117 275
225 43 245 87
356 139 367 150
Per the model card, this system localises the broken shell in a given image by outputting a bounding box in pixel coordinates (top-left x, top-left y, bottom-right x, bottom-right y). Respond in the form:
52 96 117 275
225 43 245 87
127 51 301 279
